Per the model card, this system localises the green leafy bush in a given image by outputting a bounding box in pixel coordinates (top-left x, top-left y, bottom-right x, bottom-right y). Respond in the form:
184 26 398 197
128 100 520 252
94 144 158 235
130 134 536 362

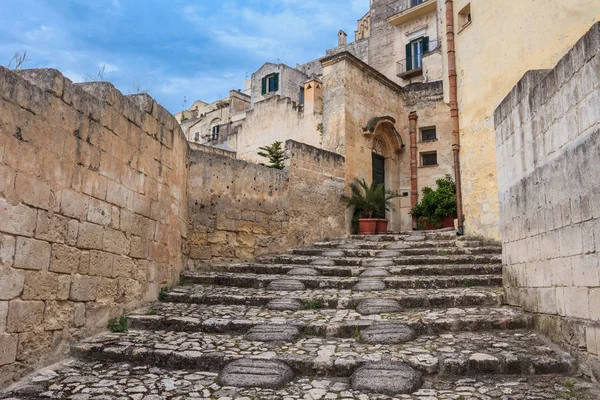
409 174 457 228
107 316 128 333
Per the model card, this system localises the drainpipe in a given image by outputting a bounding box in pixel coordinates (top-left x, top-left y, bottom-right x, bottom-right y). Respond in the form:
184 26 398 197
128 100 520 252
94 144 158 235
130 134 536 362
409 112 418 230
445 0 465 236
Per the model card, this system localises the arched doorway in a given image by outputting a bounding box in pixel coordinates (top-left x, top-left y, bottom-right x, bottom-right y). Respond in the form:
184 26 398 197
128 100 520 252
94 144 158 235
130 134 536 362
372 137 386 219
363 116 405 231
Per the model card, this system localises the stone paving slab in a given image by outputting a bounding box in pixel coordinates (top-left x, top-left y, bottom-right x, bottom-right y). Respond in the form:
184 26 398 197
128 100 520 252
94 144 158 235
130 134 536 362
4 360 599 400
165 286 505 309
127 304 532 337
259 255 502 267
70 329 575 377
192 263 502 278
181 272 502 291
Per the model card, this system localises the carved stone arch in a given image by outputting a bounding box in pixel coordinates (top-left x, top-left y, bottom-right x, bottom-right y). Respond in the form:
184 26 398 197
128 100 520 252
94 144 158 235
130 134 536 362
362 116 405 154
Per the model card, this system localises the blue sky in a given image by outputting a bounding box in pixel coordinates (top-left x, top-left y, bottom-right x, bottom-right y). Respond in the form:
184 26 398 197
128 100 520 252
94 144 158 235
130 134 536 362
0 0 369 113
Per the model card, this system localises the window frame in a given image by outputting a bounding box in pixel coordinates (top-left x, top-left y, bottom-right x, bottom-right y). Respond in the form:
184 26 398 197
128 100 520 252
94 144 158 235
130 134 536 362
420 151 438 167
405 36 429 72
261 73 280 95
211 125 220 141
420 126 437 142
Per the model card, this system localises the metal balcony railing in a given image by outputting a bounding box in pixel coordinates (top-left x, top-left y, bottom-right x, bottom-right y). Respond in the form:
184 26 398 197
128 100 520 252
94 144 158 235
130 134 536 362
396 40 440 77
386 0 429 18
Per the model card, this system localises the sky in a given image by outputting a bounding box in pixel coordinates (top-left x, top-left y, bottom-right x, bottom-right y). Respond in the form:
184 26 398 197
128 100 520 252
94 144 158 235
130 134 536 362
0 0 370 113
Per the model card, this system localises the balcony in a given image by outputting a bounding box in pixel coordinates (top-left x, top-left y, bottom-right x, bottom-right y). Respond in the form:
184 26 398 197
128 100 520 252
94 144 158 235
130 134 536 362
396 39 440 79
387 0 437 26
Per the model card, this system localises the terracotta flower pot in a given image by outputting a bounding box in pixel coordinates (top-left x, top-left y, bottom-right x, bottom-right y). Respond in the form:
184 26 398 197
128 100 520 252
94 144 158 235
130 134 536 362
440 214 457 229
358 218 378 235
375 219 389 235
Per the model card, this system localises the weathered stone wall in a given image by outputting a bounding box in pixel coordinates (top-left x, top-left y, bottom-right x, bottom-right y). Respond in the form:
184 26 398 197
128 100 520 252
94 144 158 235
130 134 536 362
251 63 308 107
322 53 453 232
186 140 346 266
235 95 322 164
0 68 189 386
495 23 600 377
188 142 236 158
450 1 600 240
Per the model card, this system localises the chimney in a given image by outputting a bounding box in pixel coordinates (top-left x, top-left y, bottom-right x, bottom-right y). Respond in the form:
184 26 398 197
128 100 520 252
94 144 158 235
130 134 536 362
338 30 347 47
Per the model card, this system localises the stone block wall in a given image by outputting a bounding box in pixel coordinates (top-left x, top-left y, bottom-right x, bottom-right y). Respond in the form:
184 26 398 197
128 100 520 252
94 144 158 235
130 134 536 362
495 23 600 377
236 95 322 163
186 140 346 267
0 67 188 386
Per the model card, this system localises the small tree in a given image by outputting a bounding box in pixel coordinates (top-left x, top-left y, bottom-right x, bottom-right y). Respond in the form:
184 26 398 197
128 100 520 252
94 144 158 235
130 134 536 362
258 141 287 170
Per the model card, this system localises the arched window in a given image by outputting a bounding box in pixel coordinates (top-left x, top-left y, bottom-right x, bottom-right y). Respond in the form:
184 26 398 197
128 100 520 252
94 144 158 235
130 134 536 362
372 137 385 156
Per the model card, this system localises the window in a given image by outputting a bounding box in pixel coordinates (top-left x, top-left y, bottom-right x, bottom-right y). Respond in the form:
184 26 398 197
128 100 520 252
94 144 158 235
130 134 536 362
194 132 200 141
261 73 279 95
299 86 305 105
405 36 429 71
458 4 472 29
410 0 424 7
421 152 438 166
420 127 437 141
211 125 220 141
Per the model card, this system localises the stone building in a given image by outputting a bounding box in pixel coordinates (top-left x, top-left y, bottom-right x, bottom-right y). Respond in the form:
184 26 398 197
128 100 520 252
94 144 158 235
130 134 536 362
1 2 600 395
178 1 454 232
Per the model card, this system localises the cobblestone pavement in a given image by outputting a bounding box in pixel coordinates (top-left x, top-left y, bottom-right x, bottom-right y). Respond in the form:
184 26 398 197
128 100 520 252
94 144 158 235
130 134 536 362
3 360 599 399
2 230 599 399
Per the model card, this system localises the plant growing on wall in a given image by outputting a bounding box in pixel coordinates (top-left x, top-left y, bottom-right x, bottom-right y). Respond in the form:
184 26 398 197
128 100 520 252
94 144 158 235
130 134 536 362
258 141 287 170
409 174 457 228
7 51 30 73
216 100 230 109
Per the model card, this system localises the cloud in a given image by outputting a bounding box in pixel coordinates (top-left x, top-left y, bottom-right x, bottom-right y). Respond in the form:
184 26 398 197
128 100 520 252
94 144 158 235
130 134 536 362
0 0 370 112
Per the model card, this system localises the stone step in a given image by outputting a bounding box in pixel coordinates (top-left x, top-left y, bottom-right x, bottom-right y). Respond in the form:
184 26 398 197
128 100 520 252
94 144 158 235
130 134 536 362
70 329 575 378
181 272 502 290
6 360 599 400
288 246 501 257
349 230 458 242
165 285 505 309
193 263 503 277
313 239 488 250
259 254 502 266
127 303 532 337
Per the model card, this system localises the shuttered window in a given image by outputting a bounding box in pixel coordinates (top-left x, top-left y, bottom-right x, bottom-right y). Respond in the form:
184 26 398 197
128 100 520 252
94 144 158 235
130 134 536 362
261 73 280 95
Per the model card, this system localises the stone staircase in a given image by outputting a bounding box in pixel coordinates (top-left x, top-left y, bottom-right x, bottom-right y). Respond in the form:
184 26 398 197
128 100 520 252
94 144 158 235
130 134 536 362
3 230 600 399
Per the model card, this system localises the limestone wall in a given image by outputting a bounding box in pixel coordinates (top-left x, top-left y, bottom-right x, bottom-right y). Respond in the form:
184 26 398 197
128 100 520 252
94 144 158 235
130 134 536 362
0 68 189 386
322 53 453 232
495 23 600 377
450 1 600 240
235 95 322 164
186 140 346 266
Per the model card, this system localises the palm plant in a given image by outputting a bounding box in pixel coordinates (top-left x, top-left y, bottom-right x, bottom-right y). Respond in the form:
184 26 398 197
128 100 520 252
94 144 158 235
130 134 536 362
344 178 400 218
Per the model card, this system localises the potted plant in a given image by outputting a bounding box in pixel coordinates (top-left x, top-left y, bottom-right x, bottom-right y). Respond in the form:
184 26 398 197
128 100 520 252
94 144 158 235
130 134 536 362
344 178 400 235
409 174 457 230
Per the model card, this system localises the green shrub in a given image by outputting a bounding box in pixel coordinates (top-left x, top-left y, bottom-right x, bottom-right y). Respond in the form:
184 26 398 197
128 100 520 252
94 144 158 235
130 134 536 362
107 316 128 333
410 174 457 228
158 287 169 302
